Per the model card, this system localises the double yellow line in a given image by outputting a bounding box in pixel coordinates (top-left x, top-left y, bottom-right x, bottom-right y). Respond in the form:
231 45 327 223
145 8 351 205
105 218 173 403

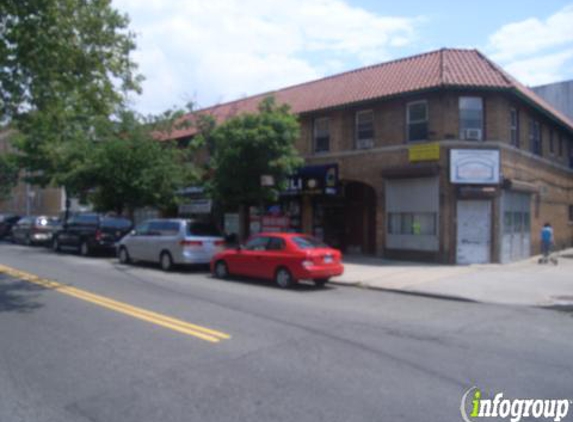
0 264 231 343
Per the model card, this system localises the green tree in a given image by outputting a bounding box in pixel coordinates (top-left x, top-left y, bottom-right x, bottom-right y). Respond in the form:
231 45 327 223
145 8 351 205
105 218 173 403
0 0 140 120
1 0 142 204
205 96 302 239
0 152 18 201
80 110 198 218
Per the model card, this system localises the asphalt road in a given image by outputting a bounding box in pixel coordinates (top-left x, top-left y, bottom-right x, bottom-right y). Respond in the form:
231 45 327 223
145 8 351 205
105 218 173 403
1 242 572 422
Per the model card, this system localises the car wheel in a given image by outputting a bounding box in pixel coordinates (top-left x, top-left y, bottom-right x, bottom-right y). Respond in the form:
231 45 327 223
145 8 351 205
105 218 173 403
275 267 295 289
313 278 329 288
52 238 61 252
118 247 131 265
160 251 173 272
214 260 229 279
80 241 90 257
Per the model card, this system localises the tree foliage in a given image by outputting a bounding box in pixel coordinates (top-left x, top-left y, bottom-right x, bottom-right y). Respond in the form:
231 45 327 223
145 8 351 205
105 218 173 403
205 96 302 208
0 0 140 120
78 110 199 216
1 0 142 198
0 152 18 201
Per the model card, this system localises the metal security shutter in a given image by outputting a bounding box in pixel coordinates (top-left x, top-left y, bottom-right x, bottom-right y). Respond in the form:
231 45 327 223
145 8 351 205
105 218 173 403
385 177 439 251
500 191 531 263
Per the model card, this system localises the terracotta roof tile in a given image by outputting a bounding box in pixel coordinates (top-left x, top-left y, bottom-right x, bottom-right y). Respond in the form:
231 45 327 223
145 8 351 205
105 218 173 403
161 48 573 140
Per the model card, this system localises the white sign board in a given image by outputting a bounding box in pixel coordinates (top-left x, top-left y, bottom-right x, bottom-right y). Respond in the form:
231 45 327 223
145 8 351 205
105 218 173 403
450 149 500 184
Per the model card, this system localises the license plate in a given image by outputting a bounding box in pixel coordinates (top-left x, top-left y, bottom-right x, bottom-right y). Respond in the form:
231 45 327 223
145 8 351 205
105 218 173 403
324 255 333 263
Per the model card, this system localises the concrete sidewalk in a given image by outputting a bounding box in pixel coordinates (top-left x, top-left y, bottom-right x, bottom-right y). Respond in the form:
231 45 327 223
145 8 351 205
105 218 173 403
332 249 573 307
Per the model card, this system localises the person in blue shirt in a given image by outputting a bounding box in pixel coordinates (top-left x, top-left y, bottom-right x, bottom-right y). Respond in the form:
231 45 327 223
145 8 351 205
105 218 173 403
540 223 554 258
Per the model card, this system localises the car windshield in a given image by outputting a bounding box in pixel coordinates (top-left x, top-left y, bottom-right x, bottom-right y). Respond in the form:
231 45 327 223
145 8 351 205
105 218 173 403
291 236 328 249
186 221 221 237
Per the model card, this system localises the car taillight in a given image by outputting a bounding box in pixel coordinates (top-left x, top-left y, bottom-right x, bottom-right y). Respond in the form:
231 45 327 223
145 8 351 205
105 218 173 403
181 240 203 247
95 230 102 241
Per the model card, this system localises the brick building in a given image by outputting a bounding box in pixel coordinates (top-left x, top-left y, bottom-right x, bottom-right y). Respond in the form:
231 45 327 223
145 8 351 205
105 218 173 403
166 49 573 264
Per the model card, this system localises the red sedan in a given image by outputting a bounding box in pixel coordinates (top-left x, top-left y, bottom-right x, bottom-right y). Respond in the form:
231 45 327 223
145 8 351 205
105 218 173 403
211 233 344 288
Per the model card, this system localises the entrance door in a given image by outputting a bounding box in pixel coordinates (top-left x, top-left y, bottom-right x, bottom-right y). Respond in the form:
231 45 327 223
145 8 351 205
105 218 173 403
456 200 492 264
501 192 531 263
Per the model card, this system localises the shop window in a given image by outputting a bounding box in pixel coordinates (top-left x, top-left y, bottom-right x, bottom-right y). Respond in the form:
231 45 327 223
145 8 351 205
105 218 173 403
355 110 374 149
529 120 542 156
388 212 436 235
314 117 330 153
510 108 519 147
406 101 428 142
459 97 483 140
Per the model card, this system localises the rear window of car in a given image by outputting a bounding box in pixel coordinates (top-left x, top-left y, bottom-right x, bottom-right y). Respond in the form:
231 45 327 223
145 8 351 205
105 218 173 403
35 217 59 226
186 222 221 237
71 214 99 225
149 221 180 236
101 218 132 229
292 236 328 249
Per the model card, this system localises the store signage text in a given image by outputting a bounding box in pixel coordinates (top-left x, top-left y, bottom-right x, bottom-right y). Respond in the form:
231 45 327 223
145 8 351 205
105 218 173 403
450 149 500 185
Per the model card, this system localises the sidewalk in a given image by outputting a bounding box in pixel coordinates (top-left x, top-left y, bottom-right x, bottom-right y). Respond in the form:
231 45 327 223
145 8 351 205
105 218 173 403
332 249 573 307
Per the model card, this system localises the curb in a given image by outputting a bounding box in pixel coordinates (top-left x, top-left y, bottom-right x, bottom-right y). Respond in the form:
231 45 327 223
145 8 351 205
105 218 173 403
329 279 478 303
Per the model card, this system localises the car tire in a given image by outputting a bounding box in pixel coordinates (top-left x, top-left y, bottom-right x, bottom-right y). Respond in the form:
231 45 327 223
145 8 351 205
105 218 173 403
118 247 131 265
313 278 329 288
160 251 174 272
80 241 90 257
214 260 229 279
52 238 61 252
275 267 295 289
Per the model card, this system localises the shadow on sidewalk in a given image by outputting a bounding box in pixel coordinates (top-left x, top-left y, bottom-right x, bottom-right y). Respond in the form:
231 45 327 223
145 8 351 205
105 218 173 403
342 254 445 268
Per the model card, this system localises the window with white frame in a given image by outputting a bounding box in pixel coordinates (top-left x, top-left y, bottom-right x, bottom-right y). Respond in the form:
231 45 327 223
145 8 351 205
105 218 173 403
510 108 519 147
313 117 330 153
406 101 428 142
459 97 483 140
355 110 374 149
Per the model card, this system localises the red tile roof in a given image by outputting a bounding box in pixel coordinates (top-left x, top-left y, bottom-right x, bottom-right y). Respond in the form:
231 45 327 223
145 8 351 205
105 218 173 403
160 48 573 140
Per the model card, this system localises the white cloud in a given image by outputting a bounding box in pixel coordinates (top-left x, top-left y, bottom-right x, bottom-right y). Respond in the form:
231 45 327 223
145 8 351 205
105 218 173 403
113 0 422 114
502 49 573 86
487 4 573 86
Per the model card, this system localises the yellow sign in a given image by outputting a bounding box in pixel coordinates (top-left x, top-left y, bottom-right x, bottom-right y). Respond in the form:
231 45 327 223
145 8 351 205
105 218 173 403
409 143 440 162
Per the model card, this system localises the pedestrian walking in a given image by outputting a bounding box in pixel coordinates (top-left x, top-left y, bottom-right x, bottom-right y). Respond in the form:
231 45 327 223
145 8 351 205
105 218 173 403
539 223 557 264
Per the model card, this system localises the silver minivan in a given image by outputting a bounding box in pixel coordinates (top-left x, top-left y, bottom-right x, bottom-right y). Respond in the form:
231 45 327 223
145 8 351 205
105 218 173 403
117 219 225 271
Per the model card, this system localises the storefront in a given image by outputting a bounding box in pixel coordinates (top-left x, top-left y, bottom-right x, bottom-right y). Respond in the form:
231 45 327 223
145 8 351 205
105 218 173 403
450 149 500 264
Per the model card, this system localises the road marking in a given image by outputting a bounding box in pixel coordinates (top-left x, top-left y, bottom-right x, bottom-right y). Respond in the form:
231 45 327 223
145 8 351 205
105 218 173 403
0 264 231 343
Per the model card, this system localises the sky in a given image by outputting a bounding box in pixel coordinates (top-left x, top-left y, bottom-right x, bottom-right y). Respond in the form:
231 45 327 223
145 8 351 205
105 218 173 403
112 0 573 115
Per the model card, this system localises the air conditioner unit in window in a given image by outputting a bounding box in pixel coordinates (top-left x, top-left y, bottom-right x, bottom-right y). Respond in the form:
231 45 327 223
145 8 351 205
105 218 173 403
464 128 482 140
356 138 374 149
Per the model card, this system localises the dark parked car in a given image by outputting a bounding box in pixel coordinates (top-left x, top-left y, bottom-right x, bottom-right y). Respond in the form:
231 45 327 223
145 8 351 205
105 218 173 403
52 213 133 256
11 216 59 245
0 214 21 240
